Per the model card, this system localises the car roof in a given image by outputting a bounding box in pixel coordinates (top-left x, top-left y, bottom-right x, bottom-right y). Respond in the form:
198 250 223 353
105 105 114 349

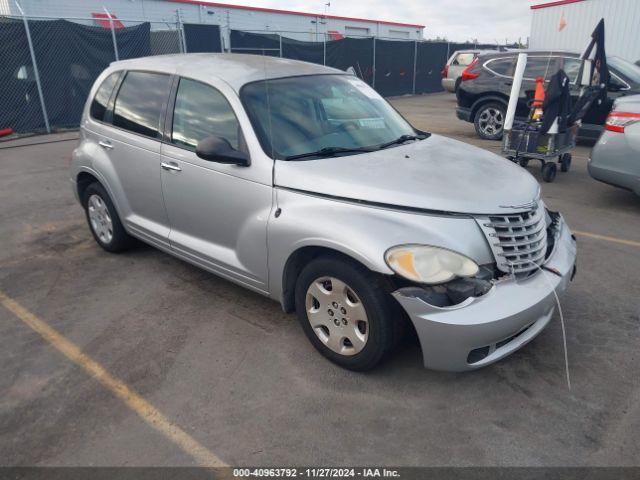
478 49 579 58
109 53 345 91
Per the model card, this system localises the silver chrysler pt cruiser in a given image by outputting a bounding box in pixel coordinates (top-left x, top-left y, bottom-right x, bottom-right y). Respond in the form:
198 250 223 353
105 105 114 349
71 54 577 372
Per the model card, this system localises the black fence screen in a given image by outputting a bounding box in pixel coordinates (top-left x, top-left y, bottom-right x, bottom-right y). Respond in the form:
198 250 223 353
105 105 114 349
0 19 152 133
0 20 40 133
415 42 449 94
230 30 280 56
374 39 415 96
183 23 222 53
326 38 374 85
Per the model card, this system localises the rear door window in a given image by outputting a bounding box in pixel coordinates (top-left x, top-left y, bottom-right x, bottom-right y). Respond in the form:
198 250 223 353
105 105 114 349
523 57 559 80
90 72 121 122
112 71 172 139
559 57 581 82
484 57 515 77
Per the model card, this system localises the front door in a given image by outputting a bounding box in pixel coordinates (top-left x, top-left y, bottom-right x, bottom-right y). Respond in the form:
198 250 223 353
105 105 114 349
160 77 272 293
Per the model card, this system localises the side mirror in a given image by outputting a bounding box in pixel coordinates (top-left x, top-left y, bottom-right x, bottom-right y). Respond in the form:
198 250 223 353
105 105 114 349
195 136 250 166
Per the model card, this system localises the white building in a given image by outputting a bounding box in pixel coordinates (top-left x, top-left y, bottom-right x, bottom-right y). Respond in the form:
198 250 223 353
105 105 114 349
0 0 425 46
529 0 640 63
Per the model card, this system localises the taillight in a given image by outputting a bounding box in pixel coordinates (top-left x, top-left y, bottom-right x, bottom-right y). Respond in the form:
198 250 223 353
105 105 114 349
441 65 449 78
461 58 479 81
605 111 640 133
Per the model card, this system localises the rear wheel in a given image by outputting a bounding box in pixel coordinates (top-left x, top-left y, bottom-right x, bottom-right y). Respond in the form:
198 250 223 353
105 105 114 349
542 162 557 183
560 153 572 172
474 102 506 140
295 256 398 371
83 182 135 252
518 158 530 168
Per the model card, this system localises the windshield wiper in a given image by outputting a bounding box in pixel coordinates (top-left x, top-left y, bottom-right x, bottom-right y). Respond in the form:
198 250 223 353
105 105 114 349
376 133 428 150
284 146 373 161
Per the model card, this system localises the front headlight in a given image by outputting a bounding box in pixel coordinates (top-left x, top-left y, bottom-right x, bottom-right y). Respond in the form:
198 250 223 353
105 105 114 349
384 245 479 285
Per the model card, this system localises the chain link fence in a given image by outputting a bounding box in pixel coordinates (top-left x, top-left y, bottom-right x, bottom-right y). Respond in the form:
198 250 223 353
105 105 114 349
0 12 515 136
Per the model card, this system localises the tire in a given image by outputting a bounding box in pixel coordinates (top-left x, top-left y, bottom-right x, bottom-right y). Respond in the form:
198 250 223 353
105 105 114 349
474 101 506 140
295 256 399 371
542 162 557 183
560 153 572 172
82 182 135 253
518 158 530 168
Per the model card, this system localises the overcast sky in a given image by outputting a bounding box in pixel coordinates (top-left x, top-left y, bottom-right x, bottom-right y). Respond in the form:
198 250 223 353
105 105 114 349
221 0 536 44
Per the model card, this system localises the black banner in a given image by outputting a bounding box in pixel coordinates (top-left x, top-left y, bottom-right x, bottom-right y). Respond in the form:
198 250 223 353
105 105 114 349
374 39 415 96
0 19 151 133
326 37 374 85
184 23 222 53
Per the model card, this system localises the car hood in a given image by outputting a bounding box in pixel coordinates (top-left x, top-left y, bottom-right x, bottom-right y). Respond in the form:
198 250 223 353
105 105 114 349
274 134 540 215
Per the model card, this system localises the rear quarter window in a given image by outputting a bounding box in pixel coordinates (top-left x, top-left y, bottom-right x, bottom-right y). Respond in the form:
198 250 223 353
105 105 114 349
452 53 476 66
112 71 172 139
90 72 121 122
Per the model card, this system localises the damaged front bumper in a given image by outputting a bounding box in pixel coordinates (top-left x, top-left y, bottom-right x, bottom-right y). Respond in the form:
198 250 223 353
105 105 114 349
392 217 577 372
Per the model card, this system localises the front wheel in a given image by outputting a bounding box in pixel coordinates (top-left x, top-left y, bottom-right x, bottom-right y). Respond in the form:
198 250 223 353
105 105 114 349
295 256 399 371
474 102 506 140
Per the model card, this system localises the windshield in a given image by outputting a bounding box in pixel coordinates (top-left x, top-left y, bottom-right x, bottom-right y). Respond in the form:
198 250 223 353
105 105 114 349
608 56 640 84
240 74 419 160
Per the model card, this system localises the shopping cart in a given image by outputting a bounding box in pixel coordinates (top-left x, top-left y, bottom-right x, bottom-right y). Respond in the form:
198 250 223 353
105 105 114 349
502 120 577 183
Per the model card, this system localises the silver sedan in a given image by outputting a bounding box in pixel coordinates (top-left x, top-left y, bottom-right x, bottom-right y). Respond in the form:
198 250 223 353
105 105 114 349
589 95 640 197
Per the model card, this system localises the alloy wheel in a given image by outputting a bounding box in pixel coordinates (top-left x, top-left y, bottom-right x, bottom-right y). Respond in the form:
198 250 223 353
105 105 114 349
478 107 504 137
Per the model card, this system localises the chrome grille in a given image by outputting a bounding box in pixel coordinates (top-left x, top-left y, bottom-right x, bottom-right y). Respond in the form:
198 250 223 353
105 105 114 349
476 204 548 275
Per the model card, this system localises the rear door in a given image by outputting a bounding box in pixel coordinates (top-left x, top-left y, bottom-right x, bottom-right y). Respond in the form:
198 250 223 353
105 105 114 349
160 77 272 293
97 70 173 248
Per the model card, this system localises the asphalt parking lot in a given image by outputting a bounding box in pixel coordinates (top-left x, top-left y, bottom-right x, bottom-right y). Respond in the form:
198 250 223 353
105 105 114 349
1 92 639 467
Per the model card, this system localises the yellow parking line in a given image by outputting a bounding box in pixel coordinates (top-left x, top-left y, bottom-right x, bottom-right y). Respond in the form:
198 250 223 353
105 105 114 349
573 230 640 249
0 290 226 467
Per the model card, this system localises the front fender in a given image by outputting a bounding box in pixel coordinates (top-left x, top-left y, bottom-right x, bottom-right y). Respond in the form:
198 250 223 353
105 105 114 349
268 188 494 304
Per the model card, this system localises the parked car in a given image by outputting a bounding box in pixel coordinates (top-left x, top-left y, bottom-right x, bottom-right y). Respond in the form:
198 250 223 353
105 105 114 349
71 54 577 372
589 94 640 196
441 50 489 93
456 50 640 140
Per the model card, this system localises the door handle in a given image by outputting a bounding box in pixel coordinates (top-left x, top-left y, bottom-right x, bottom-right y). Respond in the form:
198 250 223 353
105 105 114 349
161 161 182 172
98 140 113 150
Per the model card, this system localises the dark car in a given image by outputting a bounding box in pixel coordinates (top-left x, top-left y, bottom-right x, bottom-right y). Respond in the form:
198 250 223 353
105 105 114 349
455 50 640 140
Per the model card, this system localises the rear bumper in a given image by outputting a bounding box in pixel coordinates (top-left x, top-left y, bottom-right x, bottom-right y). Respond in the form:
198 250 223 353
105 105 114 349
456 106 472 123
588 134 640 195
442 78 456 92
588 162 639 194
393 218 577 372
